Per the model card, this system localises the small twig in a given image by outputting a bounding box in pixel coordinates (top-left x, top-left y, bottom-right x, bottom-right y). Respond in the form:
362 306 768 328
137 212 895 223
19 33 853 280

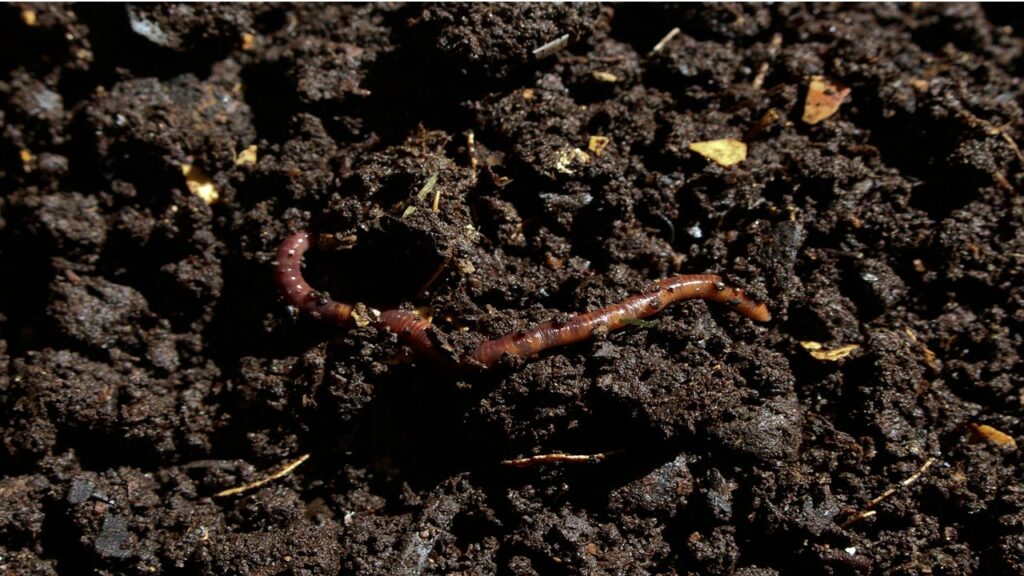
649 27 680 55
501 450 621 468
840 456 937 528
214 453 311 497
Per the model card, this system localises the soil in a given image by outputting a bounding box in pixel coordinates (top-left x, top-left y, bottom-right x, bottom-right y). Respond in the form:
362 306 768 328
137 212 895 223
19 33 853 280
2 3 1023 575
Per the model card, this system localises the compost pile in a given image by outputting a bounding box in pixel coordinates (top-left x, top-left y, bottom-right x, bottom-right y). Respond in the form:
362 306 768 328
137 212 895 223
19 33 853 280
2 4 1023 575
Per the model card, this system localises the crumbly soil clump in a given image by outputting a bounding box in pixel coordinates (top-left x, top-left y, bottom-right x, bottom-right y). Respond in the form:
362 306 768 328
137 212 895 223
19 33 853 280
2 3 1023 575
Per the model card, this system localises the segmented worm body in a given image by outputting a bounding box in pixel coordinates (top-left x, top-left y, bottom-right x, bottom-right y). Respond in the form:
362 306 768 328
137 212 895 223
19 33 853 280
275 231 770 369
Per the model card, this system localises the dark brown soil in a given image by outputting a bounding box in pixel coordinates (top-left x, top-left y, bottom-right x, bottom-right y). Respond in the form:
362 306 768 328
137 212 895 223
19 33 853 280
2 3 1023 575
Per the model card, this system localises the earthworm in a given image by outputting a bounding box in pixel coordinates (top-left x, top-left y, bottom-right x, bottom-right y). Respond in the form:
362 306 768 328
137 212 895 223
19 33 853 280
275 231 449 364
275 231 770 369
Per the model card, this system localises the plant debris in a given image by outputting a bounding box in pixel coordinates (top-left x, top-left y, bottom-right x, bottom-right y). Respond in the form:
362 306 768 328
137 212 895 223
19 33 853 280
19 148 33 172
968 424 1017 449
688 139 747 167
649 26 680 54
502 451 618 468
180 163 219 205
588 135 610 156
532 33 570 59
555 146 591 174
235 144 258 166
800 341 860 361
801 75 851 125
840 457 938 528
214 453 312 497
744 108 781 141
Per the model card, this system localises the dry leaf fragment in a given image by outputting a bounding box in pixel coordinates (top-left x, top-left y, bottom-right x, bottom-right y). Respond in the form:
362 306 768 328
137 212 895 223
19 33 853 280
181 164 219 205
802 75 851 125
235 145 258 166
588 135 610 156
744 108 781 141
968 423 1017 449
19 149 33 172
688 139 747 167
800 341 860 361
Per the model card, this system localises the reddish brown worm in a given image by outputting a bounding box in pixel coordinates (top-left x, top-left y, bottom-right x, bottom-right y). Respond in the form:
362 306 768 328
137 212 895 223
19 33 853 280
275 231 770 369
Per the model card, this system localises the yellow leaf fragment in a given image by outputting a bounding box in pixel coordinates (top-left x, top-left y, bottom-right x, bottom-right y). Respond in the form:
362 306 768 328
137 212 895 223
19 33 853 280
968 423 1017 449
241 32 255 51
802 75 851 125
588 135 610 156
235 145 258 166
592 70 619 83
800 341 860 361
21 9 37 26
688 139 747 167
19 149 33 172
181 164 219 205
522 88 535 101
